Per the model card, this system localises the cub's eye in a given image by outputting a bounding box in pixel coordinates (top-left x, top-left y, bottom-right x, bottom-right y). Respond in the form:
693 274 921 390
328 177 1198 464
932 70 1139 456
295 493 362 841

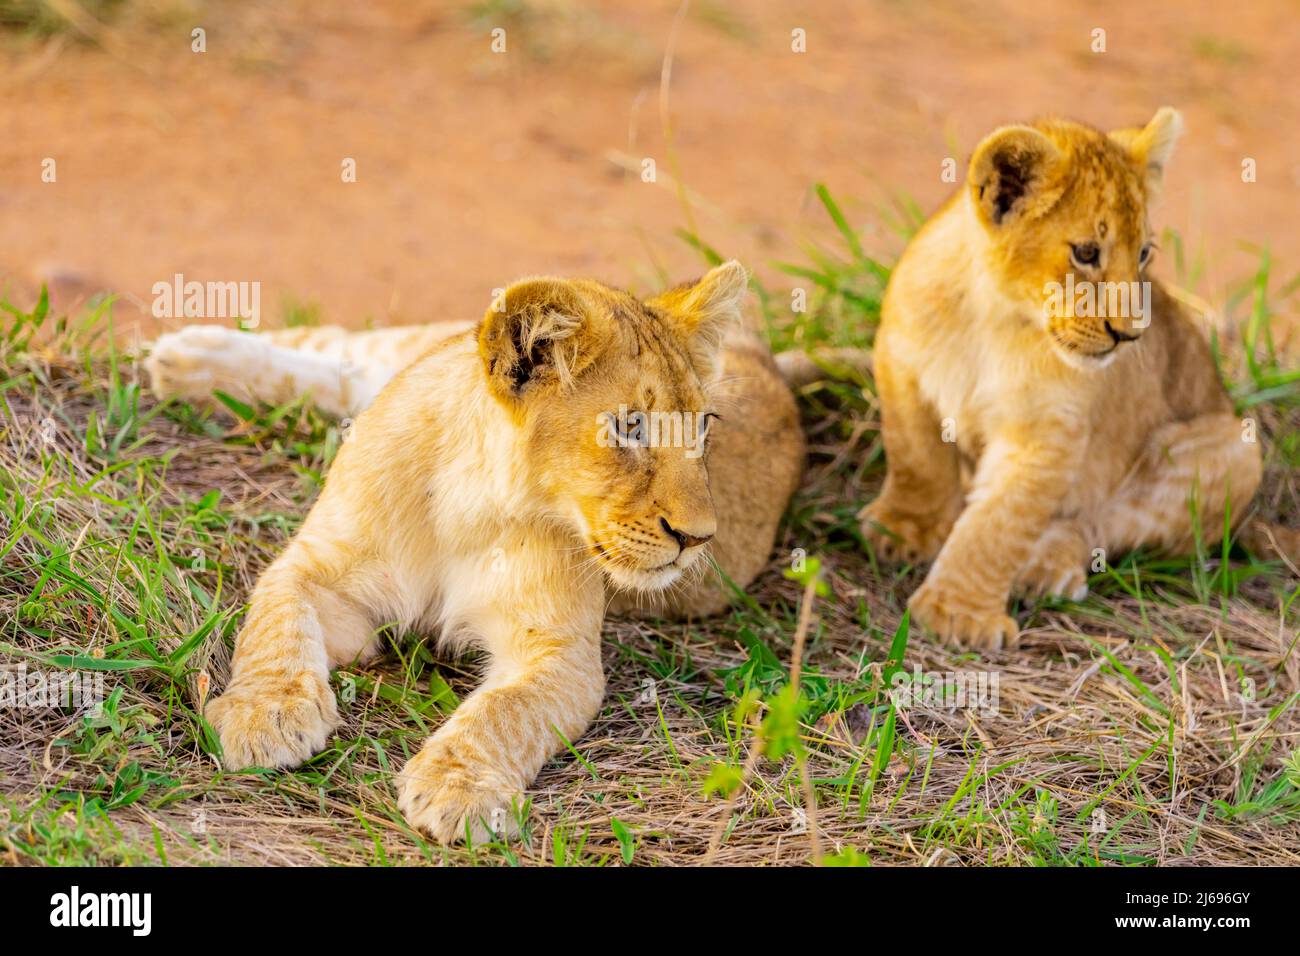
1070 242 1101 269
621 411 650 448
601 409 649 450
1138 242 1155 269
695 412 721 448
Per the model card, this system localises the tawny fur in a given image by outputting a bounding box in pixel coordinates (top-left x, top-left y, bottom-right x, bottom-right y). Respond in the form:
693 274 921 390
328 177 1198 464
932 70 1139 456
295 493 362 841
862 108 1265 650
147 262 805 842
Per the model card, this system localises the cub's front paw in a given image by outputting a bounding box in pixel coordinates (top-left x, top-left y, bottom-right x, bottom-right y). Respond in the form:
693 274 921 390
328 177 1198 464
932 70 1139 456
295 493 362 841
1012 521 1089 601
859 500 951 565
206 669 339 770
908 579 1018 651
397 733 523 845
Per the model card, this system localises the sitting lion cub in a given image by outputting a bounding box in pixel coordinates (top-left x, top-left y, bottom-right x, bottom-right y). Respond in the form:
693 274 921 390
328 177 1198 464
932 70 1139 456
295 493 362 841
148 262 806 842
862 108 1266 649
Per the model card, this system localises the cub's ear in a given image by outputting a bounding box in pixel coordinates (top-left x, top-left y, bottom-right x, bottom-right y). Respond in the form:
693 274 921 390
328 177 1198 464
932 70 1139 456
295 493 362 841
1109 106 1183 197
968 125 1063 228
479 278 610 405
646 260 747 379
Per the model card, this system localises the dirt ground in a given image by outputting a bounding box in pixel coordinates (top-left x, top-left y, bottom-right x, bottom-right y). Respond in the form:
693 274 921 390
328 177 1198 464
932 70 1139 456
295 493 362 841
2 0 1298 335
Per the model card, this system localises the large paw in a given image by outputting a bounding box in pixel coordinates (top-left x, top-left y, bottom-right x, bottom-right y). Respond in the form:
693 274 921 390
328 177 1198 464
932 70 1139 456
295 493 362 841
397 733 524 845
206 669 339 770
1012 521 1089 602
859 499 951 565
908 578 1019 651
145 325 248 402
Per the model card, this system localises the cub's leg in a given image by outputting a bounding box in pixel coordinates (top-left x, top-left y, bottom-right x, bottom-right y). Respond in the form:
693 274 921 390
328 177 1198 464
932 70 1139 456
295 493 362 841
908 422 1085 649
1012 414 1260 603
859 358 962 564
261 323 473 373
397 610 605 844
1091 413 1262 557
146 325 387 417
206 539 378 769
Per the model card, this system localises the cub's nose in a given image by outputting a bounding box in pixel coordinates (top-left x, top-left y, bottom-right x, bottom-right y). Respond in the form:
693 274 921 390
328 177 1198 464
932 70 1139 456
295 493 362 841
1104 319 1141 345
659 516 714 552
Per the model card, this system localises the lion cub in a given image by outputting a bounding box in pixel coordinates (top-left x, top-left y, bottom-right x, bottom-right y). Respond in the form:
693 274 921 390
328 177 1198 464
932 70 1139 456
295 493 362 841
862 108 1263 649
151 262 805 842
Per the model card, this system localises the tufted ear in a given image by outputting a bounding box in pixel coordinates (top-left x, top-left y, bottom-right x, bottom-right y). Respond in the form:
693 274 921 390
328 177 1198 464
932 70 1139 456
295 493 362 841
646 260 747 379
968 125 1063 228
479 278 611 406
1109 106 1183 198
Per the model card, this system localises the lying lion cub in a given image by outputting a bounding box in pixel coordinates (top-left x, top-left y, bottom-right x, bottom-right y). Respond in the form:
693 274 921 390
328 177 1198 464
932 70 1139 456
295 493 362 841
148 262 807 842
862 108 1276 649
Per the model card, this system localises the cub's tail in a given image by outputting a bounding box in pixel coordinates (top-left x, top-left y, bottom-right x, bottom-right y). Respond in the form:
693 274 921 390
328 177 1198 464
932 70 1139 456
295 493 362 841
1239 519 1300 568
774 347 873 388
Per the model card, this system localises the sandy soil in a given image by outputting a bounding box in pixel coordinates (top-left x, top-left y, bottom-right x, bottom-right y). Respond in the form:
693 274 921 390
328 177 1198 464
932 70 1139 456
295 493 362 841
2 0 1297 335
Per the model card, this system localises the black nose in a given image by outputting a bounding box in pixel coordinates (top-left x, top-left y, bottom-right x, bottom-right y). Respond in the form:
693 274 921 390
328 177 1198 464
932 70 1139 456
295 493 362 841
660 517 713 552
1104 320 1140 344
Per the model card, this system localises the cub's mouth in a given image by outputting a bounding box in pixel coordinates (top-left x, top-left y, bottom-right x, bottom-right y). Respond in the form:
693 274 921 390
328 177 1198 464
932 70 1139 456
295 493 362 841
1048 328 1127 369
589 537 701 593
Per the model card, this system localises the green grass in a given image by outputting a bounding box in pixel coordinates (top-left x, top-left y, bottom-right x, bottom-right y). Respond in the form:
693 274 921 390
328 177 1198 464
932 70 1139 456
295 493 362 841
2 189 1300 865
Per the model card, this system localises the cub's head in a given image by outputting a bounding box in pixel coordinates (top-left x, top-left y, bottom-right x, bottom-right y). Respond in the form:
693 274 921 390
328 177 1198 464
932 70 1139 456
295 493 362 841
478 261 747 593
968 107 1183 368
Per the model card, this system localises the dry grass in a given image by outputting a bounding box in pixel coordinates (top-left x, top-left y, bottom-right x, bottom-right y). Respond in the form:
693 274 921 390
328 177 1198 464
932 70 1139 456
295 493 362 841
2 234 1299 866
